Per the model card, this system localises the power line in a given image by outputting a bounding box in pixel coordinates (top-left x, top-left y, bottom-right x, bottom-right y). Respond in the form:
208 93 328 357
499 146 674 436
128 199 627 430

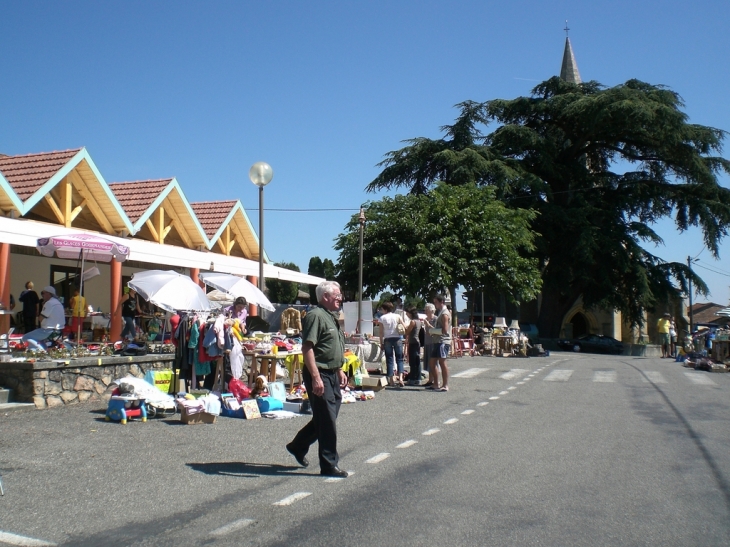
696 260 730 276
693 263 730 278
263 208 359 212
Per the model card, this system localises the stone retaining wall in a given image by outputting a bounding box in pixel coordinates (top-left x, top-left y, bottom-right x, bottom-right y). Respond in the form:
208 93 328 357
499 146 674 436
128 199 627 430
0 355 175 409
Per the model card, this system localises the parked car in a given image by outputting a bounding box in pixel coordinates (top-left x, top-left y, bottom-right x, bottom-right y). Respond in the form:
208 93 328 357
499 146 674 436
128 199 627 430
557 334 624 354
519 323 539 340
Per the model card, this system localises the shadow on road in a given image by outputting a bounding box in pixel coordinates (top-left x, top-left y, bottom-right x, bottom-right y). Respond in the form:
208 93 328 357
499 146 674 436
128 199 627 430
623 360 730 513
187 461 315 478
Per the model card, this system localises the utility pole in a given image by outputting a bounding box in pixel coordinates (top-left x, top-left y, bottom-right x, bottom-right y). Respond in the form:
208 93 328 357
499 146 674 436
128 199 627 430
357 207 365 334
687 255 694 335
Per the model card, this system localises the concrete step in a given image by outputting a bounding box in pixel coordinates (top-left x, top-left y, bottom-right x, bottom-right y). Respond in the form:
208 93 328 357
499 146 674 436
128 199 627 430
0 402 35 411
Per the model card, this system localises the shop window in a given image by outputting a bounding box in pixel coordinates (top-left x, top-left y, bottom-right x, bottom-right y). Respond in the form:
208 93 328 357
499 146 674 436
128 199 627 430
50 265 80 308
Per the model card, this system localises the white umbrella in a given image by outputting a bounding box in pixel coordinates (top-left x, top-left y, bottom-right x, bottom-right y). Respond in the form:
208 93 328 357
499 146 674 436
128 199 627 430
128 270 211 312
716 308 730 317
198 271 275 312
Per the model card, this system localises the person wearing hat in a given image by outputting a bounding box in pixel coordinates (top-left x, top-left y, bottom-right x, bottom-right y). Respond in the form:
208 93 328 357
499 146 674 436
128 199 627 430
657 312 671 358
19 286 65 350
40 286 66 330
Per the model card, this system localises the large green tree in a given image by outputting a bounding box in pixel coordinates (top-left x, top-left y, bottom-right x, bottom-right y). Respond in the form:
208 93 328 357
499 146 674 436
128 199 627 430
367 77 730 336
266 261 301 304
307 257 336 304
335 183 542 305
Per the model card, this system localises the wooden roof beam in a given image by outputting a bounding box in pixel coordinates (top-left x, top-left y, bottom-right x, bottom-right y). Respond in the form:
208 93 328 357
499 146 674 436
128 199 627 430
69 199 87 223
68 170 115 234
145 219 160 241
44 194 65 225
160 198 195 248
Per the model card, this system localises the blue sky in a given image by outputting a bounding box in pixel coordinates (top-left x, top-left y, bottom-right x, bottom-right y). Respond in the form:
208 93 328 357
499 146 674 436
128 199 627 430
2 0 729 307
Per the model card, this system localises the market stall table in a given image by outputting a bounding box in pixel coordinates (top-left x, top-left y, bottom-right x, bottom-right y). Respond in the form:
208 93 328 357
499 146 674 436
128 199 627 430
245 350 303 386
492 335 514 356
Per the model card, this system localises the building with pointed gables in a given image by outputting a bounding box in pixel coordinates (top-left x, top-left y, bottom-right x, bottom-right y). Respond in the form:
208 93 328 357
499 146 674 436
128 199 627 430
0 147 323 339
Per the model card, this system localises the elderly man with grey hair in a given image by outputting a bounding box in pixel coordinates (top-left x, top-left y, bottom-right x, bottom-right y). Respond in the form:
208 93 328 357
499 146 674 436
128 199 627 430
286 280 349 478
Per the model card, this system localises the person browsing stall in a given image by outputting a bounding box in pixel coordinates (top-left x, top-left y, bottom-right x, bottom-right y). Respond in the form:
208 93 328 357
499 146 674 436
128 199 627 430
117 287 142 341
226 296 248 334
39 286 65 329
69 288 87 339
19 281 40 334
286 280 349 478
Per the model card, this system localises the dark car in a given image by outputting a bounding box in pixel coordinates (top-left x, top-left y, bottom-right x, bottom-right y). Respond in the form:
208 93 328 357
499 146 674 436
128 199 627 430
557 334 624 354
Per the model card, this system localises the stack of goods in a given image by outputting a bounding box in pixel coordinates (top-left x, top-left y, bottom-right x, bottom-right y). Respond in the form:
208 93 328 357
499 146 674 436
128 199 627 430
176 393 220 424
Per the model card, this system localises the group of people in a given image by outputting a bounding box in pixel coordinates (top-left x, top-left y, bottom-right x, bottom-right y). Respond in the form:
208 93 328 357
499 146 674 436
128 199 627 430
377 294 452 392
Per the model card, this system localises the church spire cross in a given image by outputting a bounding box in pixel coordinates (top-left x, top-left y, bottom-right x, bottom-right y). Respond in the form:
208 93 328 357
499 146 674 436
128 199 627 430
559 21 581 84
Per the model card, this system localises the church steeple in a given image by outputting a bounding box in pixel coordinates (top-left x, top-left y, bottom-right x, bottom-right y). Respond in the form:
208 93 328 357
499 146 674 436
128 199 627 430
560 21 581 84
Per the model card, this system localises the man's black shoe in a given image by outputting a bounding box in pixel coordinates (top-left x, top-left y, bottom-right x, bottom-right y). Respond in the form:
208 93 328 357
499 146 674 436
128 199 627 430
320 467 348 478
286 443 309 467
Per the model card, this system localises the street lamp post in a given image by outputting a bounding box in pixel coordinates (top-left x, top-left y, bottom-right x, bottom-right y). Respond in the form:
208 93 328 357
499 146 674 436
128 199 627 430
249 162 273 294
357 207 365 334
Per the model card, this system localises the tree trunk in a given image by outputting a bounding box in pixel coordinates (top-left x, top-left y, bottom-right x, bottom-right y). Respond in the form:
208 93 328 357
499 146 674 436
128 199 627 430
449 286 458 327
537 288 580 339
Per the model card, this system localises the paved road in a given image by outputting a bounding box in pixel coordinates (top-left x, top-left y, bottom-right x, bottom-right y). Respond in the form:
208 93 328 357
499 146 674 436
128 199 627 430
1 353 729 546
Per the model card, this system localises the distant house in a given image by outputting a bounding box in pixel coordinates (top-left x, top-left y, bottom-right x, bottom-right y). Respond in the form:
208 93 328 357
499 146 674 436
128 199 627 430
690 302 730 327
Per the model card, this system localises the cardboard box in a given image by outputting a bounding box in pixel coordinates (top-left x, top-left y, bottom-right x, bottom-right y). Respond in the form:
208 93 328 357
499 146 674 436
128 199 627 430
360 376 388 391
179 406 217 425
283 401 302 413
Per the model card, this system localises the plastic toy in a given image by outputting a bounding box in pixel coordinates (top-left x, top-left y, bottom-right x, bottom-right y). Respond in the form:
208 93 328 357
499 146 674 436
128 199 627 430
105 396 148 424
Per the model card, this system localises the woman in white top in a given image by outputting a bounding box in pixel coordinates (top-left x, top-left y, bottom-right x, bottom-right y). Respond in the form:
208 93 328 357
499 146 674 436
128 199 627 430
378 301 405 387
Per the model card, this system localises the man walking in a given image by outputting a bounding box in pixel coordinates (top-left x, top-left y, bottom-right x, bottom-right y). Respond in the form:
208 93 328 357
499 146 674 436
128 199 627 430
286 280 348 478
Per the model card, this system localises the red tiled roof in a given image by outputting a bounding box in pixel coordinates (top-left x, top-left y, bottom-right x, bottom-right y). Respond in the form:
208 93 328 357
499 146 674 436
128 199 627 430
0 149 82 201
190 201 237 239
690 302 726 324
108 179 173 223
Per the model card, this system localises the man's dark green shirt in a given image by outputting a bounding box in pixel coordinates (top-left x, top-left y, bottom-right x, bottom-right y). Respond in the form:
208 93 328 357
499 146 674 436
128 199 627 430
301 306 345 370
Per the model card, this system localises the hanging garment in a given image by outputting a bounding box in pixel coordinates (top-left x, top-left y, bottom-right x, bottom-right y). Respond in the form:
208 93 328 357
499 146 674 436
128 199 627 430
280 308 302 332
230 335 244 380
188 321 211 377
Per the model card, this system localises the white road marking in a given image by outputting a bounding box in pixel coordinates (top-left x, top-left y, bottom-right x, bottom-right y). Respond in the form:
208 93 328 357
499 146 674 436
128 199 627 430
593 371 617 383
523 378 531 381
0 532 57 547
489 396 500 400
423 428 440 436
642 371 667 384
544 369 573 382
452 367 488 378
397 440 418 449
507 386 517 390
444 418 459 424
517 381 525 385
209 519 255 538
684 372 717 386
366 453 391 464
477 402 489 406
499 390 509 395
461 409 475 415
273 492 312 506
499 369 528 380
